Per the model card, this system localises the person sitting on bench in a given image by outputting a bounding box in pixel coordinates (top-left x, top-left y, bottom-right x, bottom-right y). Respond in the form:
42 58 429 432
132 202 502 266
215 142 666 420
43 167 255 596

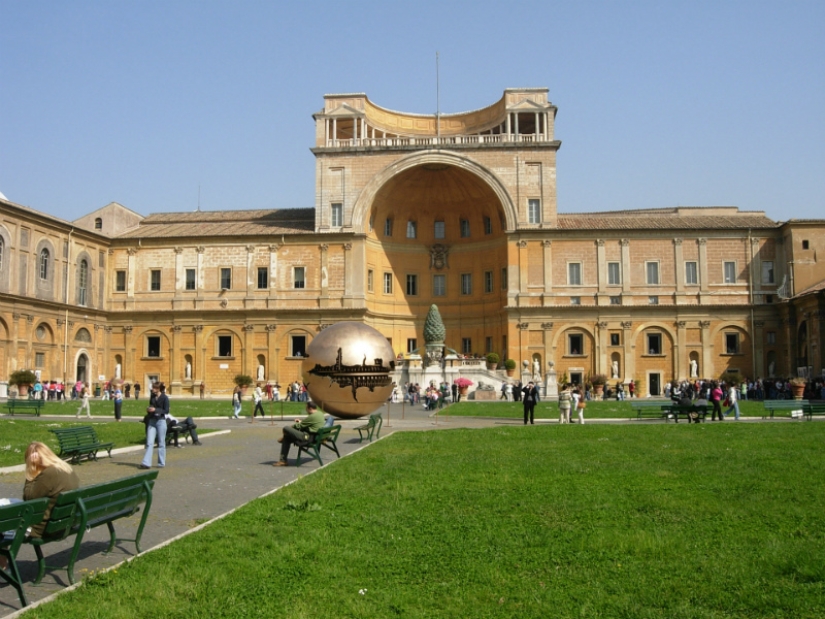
167 414 203 447
273 402 326 467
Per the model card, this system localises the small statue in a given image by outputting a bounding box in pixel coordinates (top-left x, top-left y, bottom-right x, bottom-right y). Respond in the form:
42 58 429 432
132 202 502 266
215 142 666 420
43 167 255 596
257 364 265 381
185 362 192 380
690 359 698 379
533 358 541 377
611 360 619 379
769 361 776 377
115 363 122 380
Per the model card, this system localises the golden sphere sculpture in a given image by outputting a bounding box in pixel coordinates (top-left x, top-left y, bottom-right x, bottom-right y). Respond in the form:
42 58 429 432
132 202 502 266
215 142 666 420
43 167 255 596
301 322 396 419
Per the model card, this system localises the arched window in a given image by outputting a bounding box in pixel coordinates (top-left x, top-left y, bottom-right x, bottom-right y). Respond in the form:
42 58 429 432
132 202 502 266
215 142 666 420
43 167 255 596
78 259 88 306
94 217 102 230
39 248 49 280
0 237 4 271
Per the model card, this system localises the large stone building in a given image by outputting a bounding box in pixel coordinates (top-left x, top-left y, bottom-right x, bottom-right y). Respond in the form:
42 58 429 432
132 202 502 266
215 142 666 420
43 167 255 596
1 88 823 396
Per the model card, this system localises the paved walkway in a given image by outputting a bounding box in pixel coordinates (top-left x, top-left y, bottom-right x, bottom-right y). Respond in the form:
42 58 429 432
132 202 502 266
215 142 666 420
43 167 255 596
0 405 792 615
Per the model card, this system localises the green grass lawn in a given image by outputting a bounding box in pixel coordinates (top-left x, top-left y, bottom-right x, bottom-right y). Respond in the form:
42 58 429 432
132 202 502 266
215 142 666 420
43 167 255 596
0 420 217 467
23 423 825 618
444 399 770 419
11 397 307 419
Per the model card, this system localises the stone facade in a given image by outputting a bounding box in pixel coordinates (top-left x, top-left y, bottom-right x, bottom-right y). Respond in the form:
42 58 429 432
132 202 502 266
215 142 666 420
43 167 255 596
1 88 823 396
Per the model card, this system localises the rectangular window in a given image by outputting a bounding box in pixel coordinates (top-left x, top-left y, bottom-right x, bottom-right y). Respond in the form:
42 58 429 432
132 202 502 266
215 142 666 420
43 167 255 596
725 333 740 354
568 334 583 355
407 338 417 353
147 336 161 358
462 338 472 354
460 219 470 238
607 262 621 285
434 221 445 239
570 296 581 305
766 294 774 304
185 268 196 291
384 218 393 237
433 274 446 296
291 336 306 357
460 273 472 295
367 269 374 292
528 199 541 224
610 295 621 305
484 216 492 235
724 261 736 284
330 202 343 227
762 261 775 284
291 335 307 357
646 262 659 285
484 270 493 293
647 333 662 355
383 272 393 294
294 267 305 289
406 274 418 296
485 336 493 353
220 267 232 290
35 352 45 367
115 270 126 292
501 267 507 290
649 295 659 305
610 333 620 346
568 262 582 286
217 335 232 357
150 270 161 291
802 240 810 250
767 331 776 345
406 221 417 239
257 267 268 289
685 261 698 285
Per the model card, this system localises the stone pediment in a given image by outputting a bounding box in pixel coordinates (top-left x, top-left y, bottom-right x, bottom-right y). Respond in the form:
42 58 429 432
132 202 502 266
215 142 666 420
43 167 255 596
325 103 364 118
508 99 549 111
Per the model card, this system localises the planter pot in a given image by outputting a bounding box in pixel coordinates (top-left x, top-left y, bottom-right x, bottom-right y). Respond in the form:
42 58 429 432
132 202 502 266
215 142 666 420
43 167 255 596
486 363 498 371
791 384 805 400
459 387 469 397
506 369 516 377
594 385 605 400
16 385 30 397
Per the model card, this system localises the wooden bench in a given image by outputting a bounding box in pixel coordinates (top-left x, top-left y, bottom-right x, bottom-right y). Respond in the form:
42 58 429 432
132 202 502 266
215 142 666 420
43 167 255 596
296 425 341 467
50 426 114 463
26 470 159 585
632 401 668 421
0 497 50 607
5 399 44 416
355 413 383 442
803 403 825 421
663 404 708 423
763 400 808 419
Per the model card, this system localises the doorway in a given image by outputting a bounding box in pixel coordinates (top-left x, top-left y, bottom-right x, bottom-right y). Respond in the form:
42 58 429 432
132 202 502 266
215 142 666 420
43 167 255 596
648 372 661 397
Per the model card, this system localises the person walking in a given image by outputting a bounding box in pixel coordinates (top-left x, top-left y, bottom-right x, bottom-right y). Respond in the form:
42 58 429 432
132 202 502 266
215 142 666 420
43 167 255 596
522 381 538 425
199 382 205 400
134 382 141 400
710 381 724 421
252 383 266 418
140 383 168 469
723 382 740 421
76 383 91 418
113 383 123 421
231 385 242 419
558 383 573 424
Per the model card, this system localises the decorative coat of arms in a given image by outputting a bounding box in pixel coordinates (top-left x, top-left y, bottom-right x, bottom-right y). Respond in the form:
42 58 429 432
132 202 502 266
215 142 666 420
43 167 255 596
429 244 450 270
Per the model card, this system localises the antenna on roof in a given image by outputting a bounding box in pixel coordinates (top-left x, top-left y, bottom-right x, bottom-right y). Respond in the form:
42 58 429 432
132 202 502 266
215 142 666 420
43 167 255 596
197 184 201 212
436 51 440 142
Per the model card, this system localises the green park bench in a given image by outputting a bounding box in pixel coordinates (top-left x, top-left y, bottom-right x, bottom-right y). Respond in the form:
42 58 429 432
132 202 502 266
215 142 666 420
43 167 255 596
632 401 668 421
803 403 825 421
662 404 708 423
26 470 159 586
5 399 44 416
296 425 341 467
50 426 114 463
355 412 383 442
763 400 808 419
0 497 50 607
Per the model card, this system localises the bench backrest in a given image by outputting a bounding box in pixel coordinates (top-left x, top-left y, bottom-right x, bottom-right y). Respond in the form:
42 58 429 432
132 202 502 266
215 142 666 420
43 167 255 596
0 498 50 552
768 400 809 409
803 403 825 413
51 426 102 450
41 471 159 540
312 425 341 445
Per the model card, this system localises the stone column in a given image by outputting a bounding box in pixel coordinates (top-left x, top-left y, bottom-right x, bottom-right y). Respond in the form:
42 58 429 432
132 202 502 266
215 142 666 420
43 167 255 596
675 321 686 380
123 326 134 383
126 248 138 298
597 321 609 377
266 324 279 386
620 239 631 294
343 243 354 298
103 326 112 382
517 240 528 301
542 240 553 298
174 247 183 296
699 320 712 379
753 320 765 378
246 244 256 299
698 238 709 299
750 237 761 298
319 244 329 308
196 246 206 290
243 324 254 379
170 325 181 394
622 321 634 382
597 239 606 294
194 325 205 386
268 244 280 297
673 238 684 293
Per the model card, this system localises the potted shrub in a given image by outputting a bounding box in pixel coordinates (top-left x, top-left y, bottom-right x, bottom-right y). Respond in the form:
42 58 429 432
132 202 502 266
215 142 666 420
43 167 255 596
454 377 474 396
504 358 517 377
790 377 806 400
234 374 254 393
486 352 500 370
590 374 608 400
9 369 37 398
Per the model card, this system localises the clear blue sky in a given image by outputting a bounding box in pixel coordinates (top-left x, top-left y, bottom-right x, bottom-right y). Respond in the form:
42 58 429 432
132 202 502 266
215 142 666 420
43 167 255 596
1 0 823 222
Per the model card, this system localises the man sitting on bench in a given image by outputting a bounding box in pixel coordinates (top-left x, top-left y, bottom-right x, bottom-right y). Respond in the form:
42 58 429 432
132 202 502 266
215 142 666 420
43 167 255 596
167 414 203 447
273 402 326 467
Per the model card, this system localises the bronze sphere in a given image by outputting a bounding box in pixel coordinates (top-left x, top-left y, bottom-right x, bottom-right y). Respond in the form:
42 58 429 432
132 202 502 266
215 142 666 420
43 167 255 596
301 322 395 419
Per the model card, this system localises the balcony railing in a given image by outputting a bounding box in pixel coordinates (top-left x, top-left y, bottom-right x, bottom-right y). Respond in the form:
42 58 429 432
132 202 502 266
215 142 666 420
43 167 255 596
324 133 550 149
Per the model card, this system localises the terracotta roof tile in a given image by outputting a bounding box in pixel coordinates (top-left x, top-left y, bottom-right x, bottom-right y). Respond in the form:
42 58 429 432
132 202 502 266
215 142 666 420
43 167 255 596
116 209 315 239
557 214 778 230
